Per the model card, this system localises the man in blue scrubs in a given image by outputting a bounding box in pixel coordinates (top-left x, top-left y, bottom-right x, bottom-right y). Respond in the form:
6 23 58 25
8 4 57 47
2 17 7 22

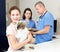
31 1 54 44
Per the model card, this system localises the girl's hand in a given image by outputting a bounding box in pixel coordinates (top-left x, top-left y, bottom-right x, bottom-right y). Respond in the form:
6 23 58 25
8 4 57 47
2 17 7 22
27 32 32 43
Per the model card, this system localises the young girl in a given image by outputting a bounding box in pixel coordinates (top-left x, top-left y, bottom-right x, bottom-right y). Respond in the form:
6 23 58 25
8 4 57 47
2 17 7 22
6 6 32 52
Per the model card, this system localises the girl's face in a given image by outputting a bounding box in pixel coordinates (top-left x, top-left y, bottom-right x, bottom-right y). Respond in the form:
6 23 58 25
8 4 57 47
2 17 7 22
24 10 31 19
10 9 21 24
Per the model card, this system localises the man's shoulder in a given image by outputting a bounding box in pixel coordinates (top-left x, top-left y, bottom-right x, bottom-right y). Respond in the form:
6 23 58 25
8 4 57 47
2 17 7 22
46 12 53 17
44 12 54 19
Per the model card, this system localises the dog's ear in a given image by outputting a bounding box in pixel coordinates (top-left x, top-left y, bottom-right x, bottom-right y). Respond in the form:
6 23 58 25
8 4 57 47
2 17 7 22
17 21 21 29
20 22 25 29
17 21 26 29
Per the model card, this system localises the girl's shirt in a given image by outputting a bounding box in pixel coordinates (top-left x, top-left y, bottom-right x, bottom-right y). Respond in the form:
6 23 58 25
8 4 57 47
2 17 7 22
6 23 17 51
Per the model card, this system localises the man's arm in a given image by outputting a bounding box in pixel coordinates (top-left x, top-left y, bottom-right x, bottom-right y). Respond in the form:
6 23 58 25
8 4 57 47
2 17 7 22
31 25 50 35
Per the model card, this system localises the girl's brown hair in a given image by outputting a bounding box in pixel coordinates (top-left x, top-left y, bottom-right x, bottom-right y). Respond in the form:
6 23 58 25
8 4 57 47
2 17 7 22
9 6 21 14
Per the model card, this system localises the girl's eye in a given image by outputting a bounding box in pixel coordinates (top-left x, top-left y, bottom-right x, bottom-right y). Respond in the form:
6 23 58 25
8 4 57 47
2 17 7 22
12 14 14 16
16 14 19 16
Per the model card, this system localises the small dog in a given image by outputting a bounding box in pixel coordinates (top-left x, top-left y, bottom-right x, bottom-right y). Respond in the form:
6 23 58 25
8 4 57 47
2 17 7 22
16 21 34 50
17 21 29 42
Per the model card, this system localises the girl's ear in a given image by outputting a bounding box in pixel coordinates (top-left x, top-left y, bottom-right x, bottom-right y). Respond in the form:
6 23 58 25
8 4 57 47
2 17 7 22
9 14 11 17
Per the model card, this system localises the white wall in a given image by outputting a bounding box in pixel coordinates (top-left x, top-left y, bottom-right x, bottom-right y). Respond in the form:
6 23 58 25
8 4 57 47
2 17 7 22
19 0 60 19
6 0 19 26
19 0 60 34
19 0 39 21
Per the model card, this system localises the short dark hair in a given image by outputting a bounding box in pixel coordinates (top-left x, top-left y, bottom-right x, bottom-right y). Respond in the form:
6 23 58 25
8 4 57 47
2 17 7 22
9 6 21 14
35 1 45 7
22 8 32 20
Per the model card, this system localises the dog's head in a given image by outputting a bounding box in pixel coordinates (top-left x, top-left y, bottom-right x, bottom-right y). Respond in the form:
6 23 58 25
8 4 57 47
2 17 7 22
17 21 26 29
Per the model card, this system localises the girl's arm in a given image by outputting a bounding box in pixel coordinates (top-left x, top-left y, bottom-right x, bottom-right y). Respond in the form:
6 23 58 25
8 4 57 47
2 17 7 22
27 32 33 42
7 34 30 50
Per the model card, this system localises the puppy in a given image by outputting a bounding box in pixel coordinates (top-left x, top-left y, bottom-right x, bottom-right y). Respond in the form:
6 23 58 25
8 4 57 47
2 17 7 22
17 21 29 42
16 21 34 50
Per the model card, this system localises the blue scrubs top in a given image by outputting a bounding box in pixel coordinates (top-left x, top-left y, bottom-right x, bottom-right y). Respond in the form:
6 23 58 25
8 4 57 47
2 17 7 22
22 19 36 28
35 11 54 44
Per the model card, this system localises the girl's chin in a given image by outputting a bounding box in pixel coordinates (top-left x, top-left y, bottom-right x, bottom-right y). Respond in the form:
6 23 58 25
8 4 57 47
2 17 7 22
13 21 18 24
14 20 18 22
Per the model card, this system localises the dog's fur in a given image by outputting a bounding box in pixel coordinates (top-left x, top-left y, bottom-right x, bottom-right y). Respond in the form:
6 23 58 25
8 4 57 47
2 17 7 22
17 21 29 42
16 21 34 50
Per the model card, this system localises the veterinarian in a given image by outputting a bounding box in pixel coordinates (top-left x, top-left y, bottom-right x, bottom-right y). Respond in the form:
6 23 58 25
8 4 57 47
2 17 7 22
22 8 36 28
31 1 54 44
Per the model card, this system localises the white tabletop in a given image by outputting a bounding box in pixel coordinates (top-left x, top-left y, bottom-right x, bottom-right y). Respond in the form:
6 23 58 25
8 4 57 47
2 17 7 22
20 35 60 52
6 35 60 52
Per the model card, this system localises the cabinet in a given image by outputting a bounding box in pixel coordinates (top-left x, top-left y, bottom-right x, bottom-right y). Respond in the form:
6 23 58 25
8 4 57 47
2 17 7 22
54 20 57 32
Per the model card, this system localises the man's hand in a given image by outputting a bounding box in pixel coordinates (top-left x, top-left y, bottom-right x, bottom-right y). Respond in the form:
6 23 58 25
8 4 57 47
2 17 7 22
31 31 37 35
